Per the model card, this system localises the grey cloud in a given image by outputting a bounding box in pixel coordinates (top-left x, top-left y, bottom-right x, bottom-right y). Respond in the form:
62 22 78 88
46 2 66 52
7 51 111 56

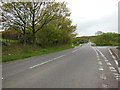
74 12 118 36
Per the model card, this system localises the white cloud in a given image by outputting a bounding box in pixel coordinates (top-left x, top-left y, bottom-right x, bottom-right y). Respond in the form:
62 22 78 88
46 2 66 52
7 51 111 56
56 0 119 36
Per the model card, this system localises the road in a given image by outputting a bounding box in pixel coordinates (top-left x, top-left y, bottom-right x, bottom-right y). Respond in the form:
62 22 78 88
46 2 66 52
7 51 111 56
2 43 119 88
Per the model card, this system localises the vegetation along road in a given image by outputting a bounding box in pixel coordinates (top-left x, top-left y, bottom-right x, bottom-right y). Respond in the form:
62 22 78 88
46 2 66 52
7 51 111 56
2 43 119 88
1 1 120 89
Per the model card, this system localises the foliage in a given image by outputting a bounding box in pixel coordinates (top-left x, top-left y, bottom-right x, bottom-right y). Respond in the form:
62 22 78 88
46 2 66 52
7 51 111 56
117 47 120 50
36 24 60 47
73 37 89 46
2 44 74 62
91 32 119 46
2 30 19 40
95 31 104 36
1 1 74 45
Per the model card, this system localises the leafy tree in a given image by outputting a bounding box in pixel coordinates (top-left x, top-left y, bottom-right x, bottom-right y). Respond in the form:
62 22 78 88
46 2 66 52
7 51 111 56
1 1 71 45
2 30 19 43
95 31 104 36
73 37 89 45
91 32 119 46
36 24 60 47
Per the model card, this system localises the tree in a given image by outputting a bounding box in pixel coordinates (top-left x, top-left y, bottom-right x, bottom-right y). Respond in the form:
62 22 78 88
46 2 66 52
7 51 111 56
1 2 31 44
92 32 120 46
95 31 104 36
36 24 60 47
50 17 77 44
36 17 77 47
1 1 71 45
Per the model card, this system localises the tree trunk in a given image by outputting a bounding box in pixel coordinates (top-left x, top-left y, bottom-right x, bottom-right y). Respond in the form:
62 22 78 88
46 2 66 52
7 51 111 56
32 32 36 46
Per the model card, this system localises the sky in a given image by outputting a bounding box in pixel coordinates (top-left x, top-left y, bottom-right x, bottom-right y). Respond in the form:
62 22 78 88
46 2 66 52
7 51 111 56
56 0 120 36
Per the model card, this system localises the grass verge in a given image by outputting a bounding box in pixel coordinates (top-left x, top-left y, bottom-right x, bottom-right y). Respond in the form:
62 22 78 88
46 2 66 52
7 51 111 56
116 46 120 50
2 44 74 62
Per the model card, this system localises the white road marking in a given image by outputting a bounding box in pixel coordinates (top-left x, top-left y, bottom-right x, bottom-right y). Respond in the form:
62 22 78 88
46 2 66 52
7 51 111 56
72 49 78 53
94 47 120 81
106 62 112 66
53 55 65 60
105 59 109 62
118 68 120 73
114 51 119 58
116 77 119 80
111 69 117 72
108 48 113 55
96 48 107 60
92 47 100 61
109 67 115 70
113 73 120 80
98 66 104 71
113 73 119 77
2 77 3 80
102 84 108 88
29 55 65 69
98 61 102 65
108 48 118 66
114 60 118 66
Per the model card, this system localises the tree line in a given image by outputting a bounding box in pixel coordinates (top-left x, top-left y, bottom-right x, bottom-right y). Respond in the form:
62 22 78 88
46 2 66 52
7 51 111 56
73 31 120 46
90 31 120 46
1 1 76 47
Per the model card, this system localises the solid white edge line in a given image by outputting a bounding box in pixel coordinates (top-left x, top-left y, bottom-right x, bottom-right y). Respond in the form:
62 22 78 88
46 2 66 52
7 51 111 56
29 55 65 69
114 60 118 66
108 48 118 66
96 48 106 59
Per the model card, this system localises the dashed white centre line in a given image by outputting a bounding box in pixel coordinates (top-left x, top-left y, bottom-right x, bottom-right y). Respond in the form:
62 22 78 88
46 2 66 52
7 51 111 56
72 49 79 53
29 55 65 69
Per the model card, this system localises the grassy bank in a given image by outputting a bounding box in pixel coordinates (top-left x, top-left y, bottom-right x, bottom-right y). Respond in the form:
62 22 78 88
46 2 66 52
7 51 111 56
116 46 120 50
2 44 74 62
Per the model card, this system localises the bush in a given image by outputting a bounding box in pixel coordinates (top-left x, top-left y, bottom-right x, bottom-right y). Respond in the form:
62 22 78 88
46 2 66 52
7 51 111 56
2 30 19 40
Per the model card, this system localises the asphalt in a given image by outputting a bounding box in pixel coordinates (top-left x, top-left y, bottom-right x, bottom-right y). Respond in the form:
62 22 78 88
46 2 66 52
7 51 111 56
2 43 119 88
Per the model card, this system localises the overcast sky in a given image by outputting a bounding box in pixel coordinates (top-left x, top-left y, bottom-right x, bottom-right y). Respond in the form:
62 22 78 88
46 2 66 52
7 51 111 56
56 0 119 36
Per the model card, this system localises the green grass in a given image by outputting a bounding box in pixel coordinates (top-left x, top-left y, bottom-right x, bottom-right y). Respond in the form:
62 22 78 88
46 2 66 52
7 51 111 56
0 38 18 43
116 46 120 50
2 44 74 62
